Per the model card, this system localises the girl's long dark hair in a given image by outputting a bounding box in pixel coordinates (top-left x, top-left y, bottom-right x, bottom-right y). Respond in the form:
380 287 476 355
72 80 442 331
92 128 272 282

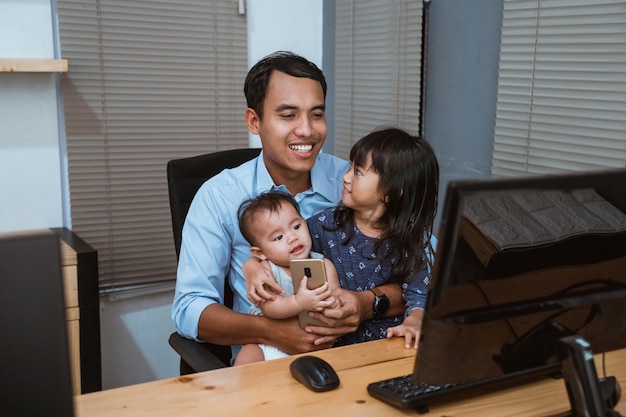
330 127 439 283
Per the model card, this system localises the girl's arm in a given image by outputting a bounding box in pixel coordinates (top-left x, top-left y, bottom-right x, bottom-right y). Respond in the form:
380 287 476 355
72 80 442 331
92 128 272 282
386 262 430 349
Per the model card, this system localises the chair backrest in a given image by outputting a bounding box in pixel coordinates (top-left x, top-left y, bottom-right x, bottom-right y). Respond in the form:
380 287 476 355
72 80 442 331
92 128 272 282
167 148 261 260
166 148 260 369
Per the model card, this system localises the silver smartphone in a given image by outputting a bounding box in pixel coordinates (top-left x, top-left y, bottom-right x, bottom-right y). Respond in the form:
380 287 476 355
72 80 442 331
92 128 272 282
290 258 329 328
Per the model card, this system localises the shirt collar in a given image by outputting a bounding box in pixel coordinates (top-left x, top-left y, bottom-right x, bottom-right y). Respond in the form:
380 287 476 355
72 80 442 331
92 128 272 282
310 152 341 201
253 150 276 191
254 150 339 201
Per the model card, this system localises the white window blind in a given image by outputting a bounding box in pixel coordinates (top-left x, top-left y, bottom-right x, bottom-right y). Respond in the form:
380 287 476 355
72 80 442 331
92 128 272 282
493 0 626 176
334 0 423 159
57 0 248 295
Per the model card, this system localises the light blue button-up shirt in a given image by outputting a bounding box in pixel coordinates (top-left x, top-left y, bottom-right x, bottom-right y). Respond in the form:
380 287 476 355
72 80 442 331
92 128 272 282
171 151 349 354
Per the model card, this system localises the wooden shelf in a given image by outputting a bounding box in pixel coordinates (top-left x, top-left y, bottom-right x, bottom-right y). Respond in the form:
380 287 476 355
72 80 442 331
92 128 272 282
0 58 68 73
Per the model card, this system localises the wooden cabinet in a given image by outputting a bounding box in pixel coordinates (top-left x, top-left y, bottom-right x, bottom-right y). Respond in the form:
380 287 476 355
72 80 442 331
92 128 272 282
53 228 101 394
60 238 81 394
0 228 100 393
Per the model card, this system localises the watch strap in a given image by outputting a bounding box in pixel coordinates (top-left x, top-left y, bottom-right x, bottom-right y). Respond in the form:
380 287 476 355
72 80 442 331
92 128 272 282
369 287 385 298
369 287 389 320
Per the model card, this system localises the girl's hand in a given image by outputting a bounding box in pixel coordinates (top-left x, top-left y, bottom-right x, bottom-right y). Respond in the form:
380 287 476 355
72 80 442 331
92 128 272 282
386 323 421 349
386 309 424 349
242 258 284 304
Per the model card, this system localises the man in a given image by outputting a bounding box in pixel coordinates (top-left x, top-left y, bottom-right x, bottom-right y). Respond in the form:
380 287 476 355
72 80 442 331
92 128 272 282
171 51 404 362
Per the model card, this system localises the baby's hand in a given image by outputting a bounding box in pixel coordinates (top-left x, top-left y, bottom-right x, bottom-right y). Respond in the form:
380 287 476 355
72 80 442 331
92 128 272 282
295 277 335 311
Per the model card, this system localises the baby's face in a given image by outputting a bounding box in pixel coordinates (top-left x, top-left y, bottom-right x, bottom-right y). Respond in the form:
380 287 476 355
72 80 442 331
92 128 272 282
250 201 312 268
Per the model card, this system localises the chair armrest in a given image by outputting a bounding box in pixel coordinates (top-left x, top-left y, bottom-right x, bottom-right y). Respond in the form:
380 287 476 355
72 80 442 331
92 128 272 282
168 332 228 372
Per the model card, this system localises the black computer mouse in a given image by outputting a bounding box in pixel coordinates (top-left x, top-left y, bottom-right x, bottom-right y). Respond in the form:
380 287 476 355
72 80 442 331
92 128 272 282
289 355 340 392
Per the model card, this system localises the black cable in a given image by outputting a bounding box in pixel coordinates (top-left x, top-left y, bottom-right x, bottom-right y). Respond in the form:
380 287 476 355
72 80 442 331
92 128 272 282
471 279 622 346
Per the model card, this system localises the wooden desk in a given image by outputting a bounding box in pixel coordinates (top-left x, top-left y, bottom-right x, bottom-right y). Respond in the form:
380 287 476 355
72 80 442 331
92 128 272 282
76 338 626 417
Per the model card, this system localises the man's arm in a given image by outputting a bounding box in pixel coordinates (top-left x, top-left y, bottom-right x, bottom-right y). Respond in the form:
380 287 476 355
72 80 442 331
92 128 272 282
172 169 265 341
304 282 404 345
242 257 284 304
197 303 334 354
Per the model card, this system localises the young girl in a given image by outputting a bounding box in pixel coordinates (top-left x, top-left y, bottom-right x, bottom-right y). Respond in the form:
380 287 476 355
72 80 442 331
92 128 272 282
247 127 439 349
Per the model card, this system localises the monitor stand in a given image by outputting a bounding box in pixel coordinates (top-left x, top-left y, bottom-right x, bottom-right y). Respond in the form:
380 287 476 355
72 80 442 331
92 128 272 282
557 335 622 417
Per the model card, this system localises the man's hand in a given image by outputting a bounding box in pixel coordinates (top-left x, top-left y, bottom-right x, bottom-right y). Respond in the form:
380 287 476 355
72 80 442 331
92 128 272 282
262 316 335 354
304 287 366 345
242 258 284 304
302 283 404 346
198 304 333 355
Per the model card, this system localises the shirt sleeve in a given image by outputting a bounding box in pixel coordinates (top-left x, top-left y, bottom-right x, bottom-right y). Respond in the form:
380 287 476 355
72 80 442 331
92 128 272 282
401 265 429 314
401 234 438 314
170 177 238 341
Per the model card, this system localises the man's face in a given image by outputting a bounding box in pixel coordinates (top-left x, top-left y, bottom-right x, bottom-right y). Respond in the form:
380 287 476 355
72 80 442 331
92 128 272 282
247 71 327 179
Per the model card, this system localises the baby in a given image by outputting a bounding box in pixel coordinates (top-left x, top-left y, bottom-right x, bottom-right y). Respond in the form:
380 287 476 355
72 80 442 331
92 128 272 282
234 190 340 365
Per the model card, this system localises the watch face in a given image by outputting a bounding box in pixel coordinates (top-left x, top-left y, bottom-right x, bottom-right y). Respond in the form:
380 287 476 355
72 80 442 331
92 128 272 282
376 295 390 315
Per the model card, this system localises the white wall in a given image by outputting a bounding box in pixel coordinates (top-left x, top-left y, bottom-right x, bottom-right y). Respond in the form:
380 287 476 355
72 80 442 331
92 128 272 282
0 0 65 233
99 290 179 387
246 0 324 147
423 0 502 228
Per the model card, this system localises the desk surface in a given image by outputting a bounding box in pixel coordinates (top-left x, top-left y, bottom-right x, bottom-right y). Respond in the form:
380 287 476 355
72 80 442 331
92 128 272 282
76 338 626 417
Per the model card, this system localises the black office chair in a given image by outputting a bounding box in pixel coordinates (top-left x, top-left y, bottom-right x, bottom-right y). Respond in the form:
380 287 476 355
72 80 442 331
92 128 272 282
167 148 261 374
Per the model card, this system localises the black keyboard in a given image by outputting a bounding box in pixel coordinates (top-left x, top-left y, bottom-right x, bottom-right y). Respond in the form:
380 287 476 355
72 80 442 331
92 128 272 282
367 374 456 410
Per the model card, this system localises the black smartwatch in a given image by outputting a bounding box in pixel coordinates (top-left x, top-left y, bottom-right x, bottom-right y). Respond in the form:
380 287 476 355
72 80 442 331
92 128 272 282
369 287 390 320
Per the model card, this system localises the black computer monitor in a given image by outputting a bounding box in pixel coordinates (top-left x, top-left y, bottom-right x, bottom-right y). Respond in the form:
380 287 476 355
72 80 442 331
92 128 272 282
415 168 626 392
0 232 75 417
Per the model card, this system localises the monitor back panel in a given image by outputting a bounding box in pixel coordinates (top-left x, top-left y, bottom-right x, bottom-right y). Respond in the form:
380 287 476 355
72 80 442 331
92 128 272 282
0 232 75 417
415 169 626 387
